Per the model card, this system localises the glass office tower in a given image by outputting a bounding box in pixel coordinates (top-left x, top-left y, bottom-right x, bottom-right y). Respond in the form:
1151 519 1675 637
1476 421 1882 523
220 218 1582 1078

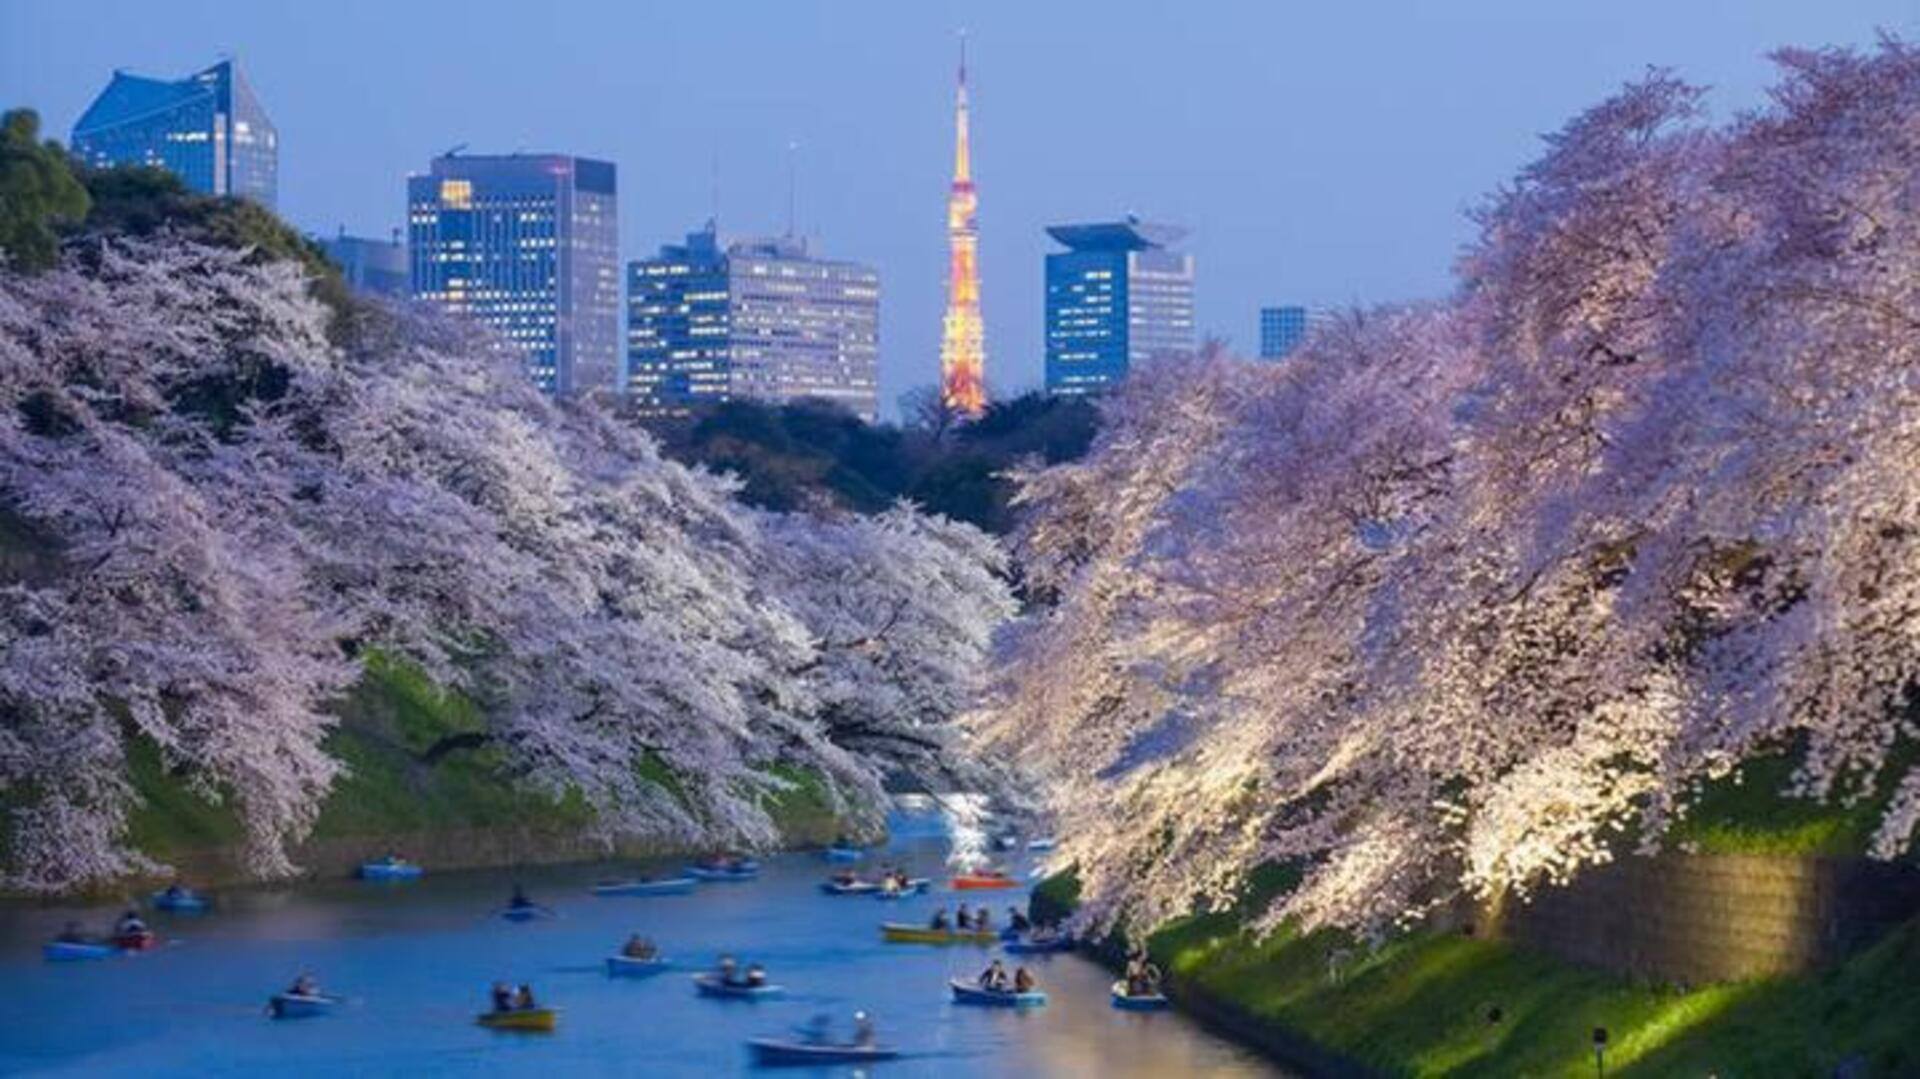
407 153 620 397
70 59 278 208
318 230 408 298
628 223 881 421
1260 305 1310 359
1044 216 1195 396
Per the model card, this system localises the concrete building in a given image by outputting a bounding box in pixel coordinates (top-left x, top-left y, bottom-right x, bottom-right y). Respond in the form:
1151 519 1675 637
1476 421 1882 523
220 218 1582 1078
628 222 880 421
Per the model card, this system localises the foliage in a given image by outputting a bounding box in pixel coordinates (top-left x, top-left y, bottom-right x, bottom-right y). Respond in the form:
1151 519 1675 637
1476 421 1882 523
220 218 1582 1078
979 40 1920 936
652 391 1099 534
0 234 1013 891
0 110 89 273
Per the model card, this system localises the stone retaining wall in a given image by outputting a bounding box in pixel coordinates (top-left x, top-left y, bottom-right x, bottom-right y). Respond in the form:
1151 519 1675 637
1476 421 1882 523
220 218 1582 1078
1484 853 1920 983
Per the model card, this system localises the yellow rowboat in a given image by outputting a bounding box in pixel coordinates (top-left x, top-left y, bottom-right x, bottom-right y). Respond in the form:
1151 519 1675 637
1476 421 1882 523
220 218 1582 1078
880 922 999 945
476 1007 558 1032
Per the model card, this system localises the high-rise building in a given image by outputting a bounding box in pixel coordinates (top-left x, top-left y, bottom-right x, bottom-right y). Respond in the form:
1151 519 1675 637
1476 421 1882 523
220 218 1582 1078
627 222 881 422
70 59 277 208
1044 216 1196 396
1260 305 1309 359
318 230 408 298
938 40 987 417
407 153 620 397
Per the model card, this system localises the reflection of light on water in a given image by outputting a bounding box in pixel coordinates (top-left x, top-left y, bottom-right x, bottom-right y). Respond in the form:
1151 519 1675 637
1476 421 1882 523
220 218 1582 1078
939 793 991 870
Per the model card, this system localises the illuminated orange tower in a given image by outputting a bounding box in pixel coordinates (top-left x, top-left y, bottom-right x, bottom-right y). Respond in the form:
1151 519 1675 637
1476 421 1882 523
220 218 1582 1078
939 37 987 417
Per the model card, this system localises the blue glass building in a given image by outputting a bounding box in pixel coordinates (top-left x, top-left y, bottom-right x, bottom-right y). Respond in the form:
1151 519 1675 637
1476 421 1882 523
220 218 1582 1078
1044 216 1195 396
70 59 277 208
1260 305 1310 359
408 153 621 397
318 230 408 298
628 223 881 421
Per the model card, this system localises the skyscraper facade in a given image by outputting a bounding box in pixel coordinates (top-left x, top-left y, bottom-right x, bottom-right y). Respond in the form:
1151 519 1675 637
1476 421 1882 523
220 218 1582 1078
407 153 620 397
1044 217 1196 396
318 230 408 298
628 223 881 421
938 42 987 417
70 60 277 208
1260 305 1310 359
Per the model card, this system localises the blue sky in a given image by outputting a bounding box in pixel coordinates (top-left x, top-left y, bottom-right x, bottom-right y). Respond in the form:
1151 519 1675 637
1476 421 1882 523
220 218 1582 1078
3 1 1913 409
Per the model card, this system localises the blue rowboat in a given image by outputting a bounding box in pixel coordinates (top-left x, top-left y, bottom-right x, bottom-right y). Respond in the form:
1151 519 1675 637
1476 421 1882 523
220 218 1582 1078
268 992 342 1019
1110 982 1170 1011
151 888 211 913
823 846 864 862
693 973 783 1000
357 859 422 881
748 1038 901 1066
498 904 554 923
591 877 696 897
819 879 879 896
685 862 760 882
43 940 115 962
606 954 671 977
949 978 1047 1008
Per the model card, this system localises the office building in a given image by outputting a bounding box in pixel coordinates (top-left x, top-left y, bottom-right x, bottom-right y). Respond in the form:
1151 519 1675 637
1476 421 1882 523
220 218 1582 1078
1260 305 1310 359
70 59 277 208
628 222 880 421
407 153 620 396
1044 216 1195 396
318 230 407 298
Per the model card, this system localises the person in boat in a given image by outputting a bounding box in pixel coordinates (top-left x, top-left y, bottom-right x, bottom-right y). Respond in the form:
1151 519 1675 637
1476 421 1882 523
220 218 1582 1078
797 1013 833 1045
1013 966 1037 994
508 884 535 910
114 910 147 936
852 1010 876 1047
621 933 657 959
954 902 972 930
512 983 537 1010
287 972 320 997
975 907 993 931
977 958 1009 991
1009 907 1031 934
744 963 768 988
163 883 191 901
716 955 741 986
831 869 858 887
878 874 900 895
54 921 88 944
928 906 951 931
490 982 514 1012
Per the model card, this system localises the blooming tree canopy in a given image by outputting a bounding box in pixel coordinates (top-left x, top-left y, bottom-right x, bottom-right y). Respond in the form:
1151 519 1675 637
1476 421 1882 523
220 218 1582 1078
978 40 1920 936
0 235 1012 891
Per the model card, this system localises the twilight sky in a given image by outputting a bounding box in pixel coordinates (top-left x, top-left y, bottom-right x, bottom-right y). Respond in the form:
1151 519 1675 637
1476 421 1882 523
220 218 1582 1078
3 1 1913 410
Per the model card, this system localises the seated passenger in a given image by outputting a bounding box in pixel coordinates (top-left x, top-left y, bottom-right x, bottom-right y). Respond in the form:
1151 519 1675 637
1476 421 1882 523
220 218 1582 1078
717 955 741 986
929 907 951 931
1013 966 1037 994
622 934 656 959
744 963 767 987
1009 907 1032 933
115 910 146 935
490 982 514 1012
288 972 319 997
512 983 536 1010
852 1010 876 1047
978 958 1008 991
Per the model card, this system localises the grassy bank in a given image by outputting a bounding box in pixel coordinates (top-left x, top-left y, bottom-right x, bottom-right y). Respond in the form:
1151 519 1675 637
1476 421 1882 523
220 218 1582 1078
111 651 855 887
1036 849 1919 1077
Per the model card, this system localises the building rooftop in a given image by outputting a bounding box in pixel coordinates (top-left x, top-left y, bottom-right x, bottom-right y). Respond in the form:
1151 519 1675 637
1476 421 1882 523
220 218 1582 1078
1045 215 1188 252
73 61 234 136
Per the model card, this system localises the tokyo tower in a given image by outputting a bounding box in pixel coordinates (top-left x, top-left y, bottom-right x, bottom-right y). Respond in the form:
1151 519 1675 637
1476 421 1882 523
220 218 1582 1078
939 38 987 417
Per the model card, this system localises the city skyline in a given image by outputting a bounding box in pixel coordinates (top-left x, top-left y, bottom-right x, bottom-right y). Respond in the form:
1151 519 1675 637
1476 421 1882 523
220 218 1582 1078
4 1 1911 412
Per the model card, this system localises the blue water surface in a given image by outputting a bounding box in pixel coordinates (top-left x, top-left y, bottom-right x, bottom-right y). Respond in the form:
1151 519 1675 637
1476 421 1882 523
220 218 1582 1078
0 811 1277 1077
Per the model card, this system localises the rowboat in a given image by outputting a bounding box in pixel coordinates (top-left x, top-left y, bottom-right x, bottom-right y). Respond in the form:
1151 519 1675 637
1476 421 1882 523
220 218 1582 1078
43 940 116 962
605 954 671 978
951 872 1019 891
693 973 784 999
747 1038 901 1066
268 992 341 1019
685 861 760 882
823 846 864 862
1110 981 1171 1011
880 923 999 945
872 878 932 899
151 888 211 913
591 877 696 897
498 904 555 922
357 858 423 882
949 978 1047 1007
477 1007 558 1032
819 879 879 896
1026 837 1058 852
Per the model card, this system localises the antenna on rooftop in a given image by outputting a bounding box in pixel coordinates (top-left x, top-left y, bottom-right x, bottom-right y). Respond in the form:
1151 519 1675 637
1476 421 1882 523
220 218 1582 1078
785 140 800 238
444 142 468 159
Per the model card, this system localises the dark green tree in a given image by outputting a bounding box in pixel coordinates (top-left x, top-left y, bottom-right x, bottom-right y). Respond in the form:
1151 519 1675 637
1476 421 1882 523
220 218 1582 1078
0 109 90 273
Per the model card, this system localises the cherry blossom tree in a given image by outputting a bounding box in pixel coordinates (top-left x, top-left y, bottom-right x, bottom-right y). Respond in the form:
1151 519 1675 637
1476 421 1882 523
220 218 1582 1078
979 39 1920 937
